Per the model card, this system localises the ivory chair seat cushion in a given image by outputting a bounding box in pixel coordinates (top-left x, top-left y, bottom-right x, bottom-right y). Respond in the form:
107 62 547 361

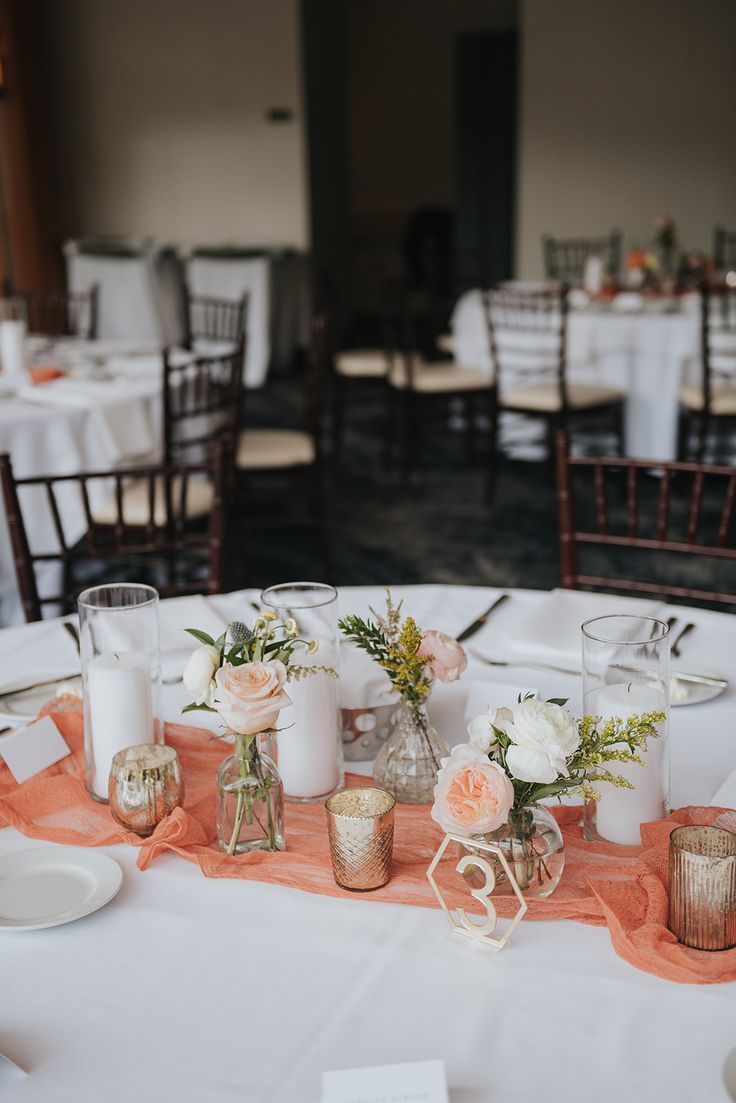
388 360 491 393
94 474 215 525
334 349 388 379
679 384 736 415
236 428 316 470
502 381 623 412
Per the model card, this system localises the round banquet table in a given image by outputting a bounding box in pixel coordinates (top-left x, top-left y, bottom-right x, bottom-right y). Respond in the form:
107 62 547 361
451 290 702 462
1 584 735 1103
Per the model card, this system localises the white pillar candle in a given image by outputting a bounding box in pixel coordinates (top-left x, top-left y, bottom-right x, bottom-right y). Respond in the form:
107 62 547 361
591 682 667 845
86 651 154 799
277 666 339 800
583 255 604 295
0 319 26 378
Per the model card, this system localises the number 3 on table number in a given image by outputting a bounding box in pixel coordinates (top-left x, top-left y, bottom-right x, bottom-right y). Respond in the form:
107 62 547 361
455 854 497 938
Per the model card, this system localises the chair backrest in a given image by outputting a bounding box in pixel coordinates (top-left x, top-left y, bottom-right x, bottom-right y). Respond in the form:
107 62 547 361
185 292 247 347
0 446 228 623
714 226 736 273
555 431 736 606
163 343 244 469
543 232 621 284
21 285 99 339
482 284 568 405
700 283 736 415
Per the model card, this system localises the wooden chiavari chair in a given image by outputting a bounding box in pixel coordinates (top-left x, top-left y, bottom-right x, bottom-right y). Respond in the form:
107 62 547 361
543 231 621 285
185 293 247 349
21 285 99 339
235 309 331 571
482 285 624 495
555 432 736 606
714 226 736 274
0 445 228 623
386 299 495 496
92 344 243 528
679 284 736 461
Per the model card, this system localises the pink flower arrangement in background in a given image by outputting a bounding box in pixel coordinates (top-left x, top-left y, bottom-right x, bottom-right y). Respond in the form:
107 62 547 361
417 629 468 683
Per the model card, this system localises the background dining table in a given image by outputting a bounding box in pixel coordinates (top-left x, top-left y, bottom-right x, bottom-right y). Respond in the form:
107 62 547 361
451 290 703 462
1 584 735 1103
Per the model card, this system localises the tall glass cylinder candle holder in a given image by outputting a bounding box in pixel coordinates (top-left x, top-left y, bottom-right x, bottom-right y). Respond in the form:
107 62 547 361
79 583 162 802
0 297 27 380
582 615 670 845
261 582 343 803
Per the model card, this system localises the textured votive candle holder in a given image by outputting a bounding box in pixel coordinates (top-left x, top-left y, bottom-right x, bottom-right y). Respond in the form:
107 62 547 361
109 744 184 837
668 825 736 951
325 787 396 891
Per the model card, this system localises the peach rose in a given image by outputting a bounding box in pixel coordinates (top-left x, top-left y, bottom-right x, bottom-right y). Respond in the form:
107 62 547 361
431 744 514 836
214 660 291 735
417 629 467 683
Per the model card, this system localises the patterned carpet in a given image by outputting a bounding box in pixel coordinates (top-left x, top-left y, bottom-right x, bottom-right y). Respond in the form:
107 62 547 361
236 375 735 608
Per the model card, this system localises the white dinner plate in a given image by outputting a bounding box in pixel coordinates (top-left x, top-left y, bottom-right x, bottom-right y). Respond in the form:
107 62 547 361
0 676 82 725
0 846 122 931
670 672 728 707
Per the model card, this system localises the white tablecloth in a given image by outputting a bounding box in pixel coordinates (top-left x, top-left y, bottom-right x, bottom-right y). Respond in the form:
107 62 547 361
1 585 735 1103
0 341 165 625
451 291 701 461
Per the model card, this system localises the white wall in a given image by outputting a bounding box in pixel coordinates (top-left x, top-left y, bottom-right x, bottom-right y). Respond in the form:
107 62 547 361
516 0 736 277
46 0 309 248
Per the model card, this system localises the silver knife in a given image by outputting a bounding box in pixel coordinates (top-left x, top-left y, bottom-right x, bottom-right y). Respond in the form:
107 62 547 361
1 672 81 698
457 594 509 643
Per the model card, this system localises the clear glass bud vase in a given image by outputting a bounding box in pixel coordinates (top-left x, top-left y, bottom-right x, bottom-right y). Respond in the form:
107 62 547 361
462 804 565 899
372 702 448 804
216 735 284 855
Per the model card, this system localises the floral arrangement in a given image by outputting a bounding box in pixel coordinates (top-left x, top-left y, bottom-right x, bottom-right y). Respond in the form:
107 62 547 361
338 591 467 770
182 613 328 854
431 693 665 891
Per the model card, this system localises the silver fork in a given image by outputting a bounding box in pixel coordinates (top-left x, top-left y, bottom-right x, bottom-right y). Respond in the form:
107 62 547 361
469 650 580 677
671 622 695 659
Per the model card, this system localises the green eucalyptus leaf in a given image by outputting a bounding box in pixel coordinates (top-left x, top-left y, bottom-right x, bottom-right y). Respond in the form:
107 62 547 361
185 628 215 646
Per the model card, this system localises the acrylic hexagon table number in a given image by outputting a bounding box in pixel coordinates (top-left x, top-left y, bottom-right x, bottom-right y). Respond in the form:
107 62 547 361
426 833 528 951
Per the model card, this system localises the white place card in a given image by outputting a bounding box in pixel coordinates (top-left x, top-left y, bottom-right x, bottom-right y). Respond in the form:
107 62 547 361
322 1059 448 1103
0 715 71 784
0 1051 28 1077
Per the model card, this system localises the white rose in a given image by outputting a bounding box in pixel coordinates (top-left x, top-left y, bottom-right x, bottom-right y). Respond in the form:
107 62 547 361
504 699 579 784
183 644 220 706
467 706 513 755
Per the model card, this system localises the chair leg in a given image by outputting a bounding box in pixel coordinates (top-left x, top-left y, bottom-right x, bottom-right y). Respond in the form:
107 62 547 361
308 462 331 579
464 396 476 463
484 388 499 507
331 373 344 458
616 402 625 456
400 390 417 491
383 383 395 469
696 412 709 463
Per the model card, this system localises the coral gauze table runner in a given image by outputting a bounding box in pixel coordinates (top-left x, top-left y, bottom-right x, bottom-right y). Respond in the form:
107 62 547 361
0 702 733 985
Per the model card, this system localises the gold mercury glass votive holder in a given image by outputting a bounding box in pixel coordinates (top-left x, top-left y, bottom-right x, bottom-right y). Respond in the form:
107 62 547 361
109 744 184 837
668 825 736 951
325 787 396 891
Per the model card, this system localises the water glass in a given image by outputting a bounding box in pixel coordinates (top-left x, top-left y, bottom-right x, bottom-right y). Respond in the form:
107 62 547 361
582 614 670 845
261 582 343 802
79 583 162 802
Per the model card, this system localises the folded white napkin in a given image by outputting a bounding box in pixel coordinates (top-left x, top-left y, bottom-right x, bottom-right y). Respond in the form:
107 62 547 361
158 594 228 654
18 380 156 464
463 679 538 720
503 589 663 665
337 585 505 643
0 622 80 695
709 771 736 810
339 643 395 709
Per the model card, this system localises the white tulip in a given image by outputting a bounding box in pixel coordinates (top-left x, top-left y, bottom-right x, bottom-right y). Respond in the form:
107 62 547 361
503 699 579 784
183 644 220 707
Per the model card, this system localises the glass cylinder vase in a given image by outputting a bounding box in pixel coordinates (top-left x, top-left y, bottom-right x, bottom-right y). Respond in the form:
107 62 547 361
261 582 343 803
461 804 565 899
582 614 670 845
0 296 27 380
373 701 448 804
216 736 284 854
79 583 162 803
